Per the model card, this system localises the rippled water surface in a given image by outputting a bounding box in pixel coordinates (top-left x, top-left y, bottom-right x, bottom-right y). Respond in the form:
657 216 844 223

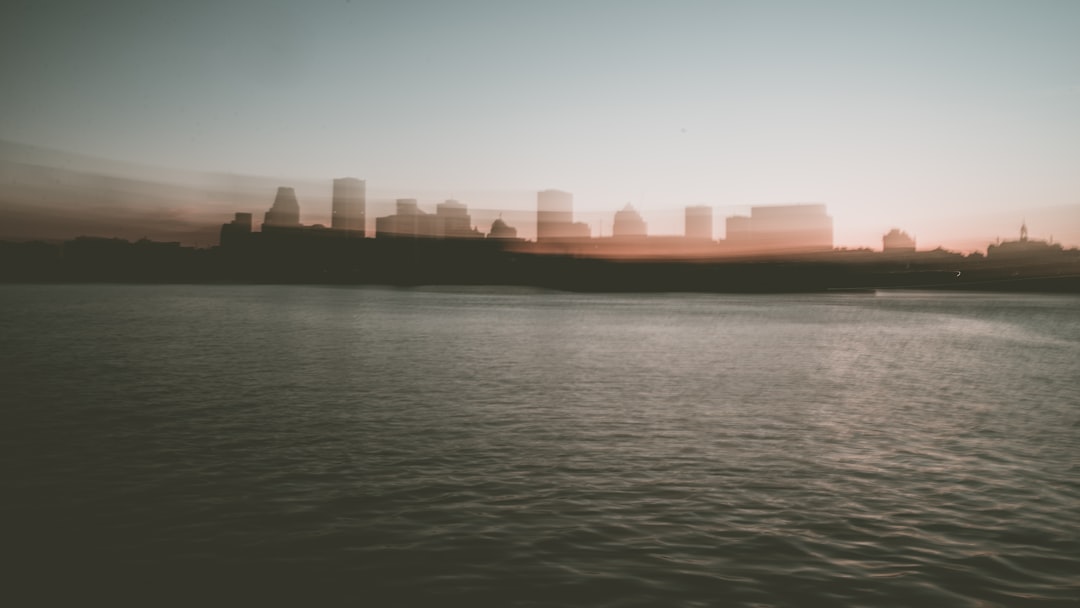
3 285 1079 606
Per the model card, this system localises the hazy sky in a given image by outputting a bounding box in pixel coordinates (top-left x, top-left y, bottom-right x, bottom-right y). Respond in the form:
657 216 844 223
3 0 1079 249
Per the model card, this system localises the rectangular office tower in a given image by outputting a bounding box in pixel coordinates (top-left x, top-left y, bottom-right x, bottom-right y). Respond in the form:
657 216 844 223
685 206 713 240
537 189 574 240
726 204 833 253
332 178 366 234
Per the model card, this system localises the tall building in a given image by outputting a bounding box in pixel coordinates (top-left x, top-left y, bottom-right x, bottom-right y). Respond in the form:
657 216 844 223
685 206 713 240
263 187 301 228
613 204 647 238
536 189 590 240
724 204 832 253
331 178 365 234
376 199 422 237
537 189 574 240
435 199 474 238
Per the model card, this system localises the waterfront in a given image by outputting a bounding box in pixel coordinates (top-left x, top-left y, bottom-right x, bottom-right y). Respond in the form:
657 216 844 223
3 285 1078 605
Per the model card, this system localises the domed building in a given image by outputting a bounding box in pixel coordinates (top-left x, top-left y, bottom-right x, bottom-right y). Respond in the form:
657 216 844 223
487 217 518 239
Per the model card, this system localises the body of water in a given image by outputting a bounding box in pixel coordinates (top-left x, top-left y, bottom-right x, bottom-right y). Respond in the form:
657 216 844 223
3 285 1078 606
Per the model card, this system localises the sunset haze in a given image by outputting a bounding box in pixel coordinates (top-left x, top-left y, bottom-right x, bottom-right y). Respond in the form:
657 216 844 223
2 0 1078 251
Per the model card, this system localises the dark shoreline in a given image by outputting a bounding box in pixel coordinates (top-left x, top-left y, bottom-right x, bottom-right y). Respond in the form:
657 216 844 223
3 237 1079 294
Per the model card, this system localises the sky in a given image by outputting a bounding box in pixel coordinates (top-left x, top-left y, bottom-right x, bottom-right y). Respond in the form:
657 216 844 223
2 0 1079 250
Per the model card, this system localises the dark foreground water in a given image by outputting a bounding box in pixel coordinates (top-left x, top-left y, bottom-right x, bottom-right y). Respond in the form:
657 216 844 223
2 285 1078 606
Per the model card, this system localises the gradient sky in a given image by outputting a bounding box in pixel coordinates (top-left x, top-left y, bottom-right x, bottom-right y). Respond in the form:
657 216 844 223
3 0 1079 249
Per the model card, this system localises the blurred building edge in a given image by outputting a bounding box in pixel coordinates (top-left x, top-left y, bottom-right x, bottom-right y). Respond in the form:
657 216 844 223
375 199 483 239
219 183 370 258
487 218 519 240
685 206 713 241
723 204 833 254
883 228 915 253
537 189 590 241
263 187 301 227
613 204 647 238
537 189 571 240
331 178 365 235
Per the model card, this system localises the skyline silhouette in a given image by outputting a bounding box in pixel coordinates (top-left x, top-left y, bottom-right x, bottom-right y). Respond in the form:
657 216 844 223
5 3 1079 602
4 2 1080 253
1 139 1078 253
3 190 1077 293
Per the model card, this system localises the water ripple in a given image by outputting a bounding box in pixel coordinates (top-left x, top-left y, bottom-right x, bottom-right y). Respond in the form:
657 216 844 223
2 286 1079 606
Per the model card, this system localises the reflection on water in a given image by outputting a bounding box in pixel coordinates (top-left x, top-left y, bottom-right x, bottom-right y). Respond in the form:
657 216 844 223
2 286 1078 605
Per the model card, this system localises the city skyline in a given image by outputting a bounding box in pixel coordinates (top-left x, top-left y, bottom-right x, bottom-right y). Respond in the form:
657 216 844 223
2 1 1078 251
1 137 1077 253
225 177 1070 262
5 2 1079 598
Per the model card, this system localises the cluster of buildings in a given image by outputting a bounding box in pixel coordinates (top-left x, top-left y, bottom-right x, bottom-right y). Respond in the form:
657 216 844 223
221 177 1060 260
221 178 847 256
6 176 1071 286
222 178 513 246
530 190 837 257
375 198 485 240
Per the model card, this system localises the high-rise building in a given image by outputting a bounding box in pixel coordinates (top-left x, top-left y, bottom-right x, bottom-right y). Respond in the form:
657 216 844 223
376 199 422 237
331 178 365 234
435 199 474 238
263 187 301 228
749 204 832 251
613 204 647 238
685 206 713 240
537 189 574 240
723 204 832 253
